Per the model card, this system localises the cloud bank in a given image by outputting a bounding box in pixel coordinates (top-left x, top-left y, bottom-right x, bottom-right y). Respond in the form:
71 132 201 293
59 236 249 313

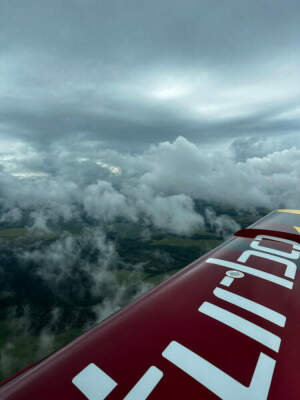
1 135 300 239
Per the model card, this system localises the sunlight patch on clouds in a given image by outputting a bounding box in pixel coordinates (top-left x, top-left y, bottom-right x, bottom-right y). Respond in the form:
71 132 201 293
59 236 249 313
151 85 189 100
77 157 89 163
95 161 122 176
77 157 122 175
11 172 50 179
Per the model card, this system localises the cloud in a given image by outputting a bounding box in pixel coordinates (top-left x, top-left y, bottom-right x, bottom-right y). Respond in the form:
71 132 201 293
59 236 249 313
91 279 153 324
0 1 299 149
136 191 204 235
0 224 155 380
0 208 23 224
21 228 116 289
204 208 240 239
2 135 300 237
134 136 300 209
0 137 206 235
231 135 300 162
83 181 136 222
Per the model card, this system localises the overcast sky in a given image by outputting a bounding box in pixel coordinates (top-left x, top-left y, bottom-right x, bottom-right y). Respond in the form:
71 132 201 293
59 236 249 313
1 0 299 152
1 0 300 226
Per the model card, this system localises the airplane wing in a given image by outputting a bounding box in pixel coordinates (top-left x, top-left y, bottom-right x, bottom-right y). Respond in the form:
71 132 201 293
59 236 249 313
1 209 300 399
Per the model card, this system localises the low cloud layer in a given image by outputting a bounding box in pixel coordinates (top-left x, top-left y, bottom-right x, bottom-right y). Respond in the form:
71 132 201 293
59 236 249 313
1 135 300 238
0 227 153 380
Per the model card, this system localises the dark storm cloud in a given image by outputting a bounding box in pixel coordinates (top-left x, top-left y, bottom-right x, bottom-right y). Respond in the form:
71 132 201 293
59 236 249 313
0 0 299 149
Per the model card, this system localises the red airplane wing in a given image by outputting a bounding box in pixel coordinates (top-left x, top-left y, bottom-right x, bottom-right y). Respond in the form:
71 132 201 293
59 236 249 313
1 209 300 399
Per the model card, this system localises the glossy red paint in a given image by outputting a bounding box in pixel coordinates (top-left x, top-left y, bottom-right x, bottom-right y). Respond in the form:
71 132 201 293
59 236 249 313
1 211 300 399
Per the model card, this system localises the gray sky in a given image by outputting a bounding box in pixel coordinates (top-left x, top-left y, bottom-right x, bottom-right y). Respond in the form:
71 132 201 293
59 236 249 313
1 0 299 151
1 0 300 227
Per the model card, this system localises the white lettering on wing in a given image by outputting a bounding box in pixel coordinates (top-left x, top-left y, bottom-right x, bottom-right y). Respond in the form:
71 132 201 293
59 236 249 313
123 367 163 400
162 341 276 400
199 302 281 352
72 233 298 399
238 249 297 279
250 234 300 260
207 257 293 289
213 287 286 327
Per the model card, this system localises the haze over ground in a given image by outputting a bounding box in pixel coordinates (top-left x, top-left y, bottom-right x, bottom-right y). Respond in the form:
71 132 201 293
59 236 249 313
0 0 300 380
